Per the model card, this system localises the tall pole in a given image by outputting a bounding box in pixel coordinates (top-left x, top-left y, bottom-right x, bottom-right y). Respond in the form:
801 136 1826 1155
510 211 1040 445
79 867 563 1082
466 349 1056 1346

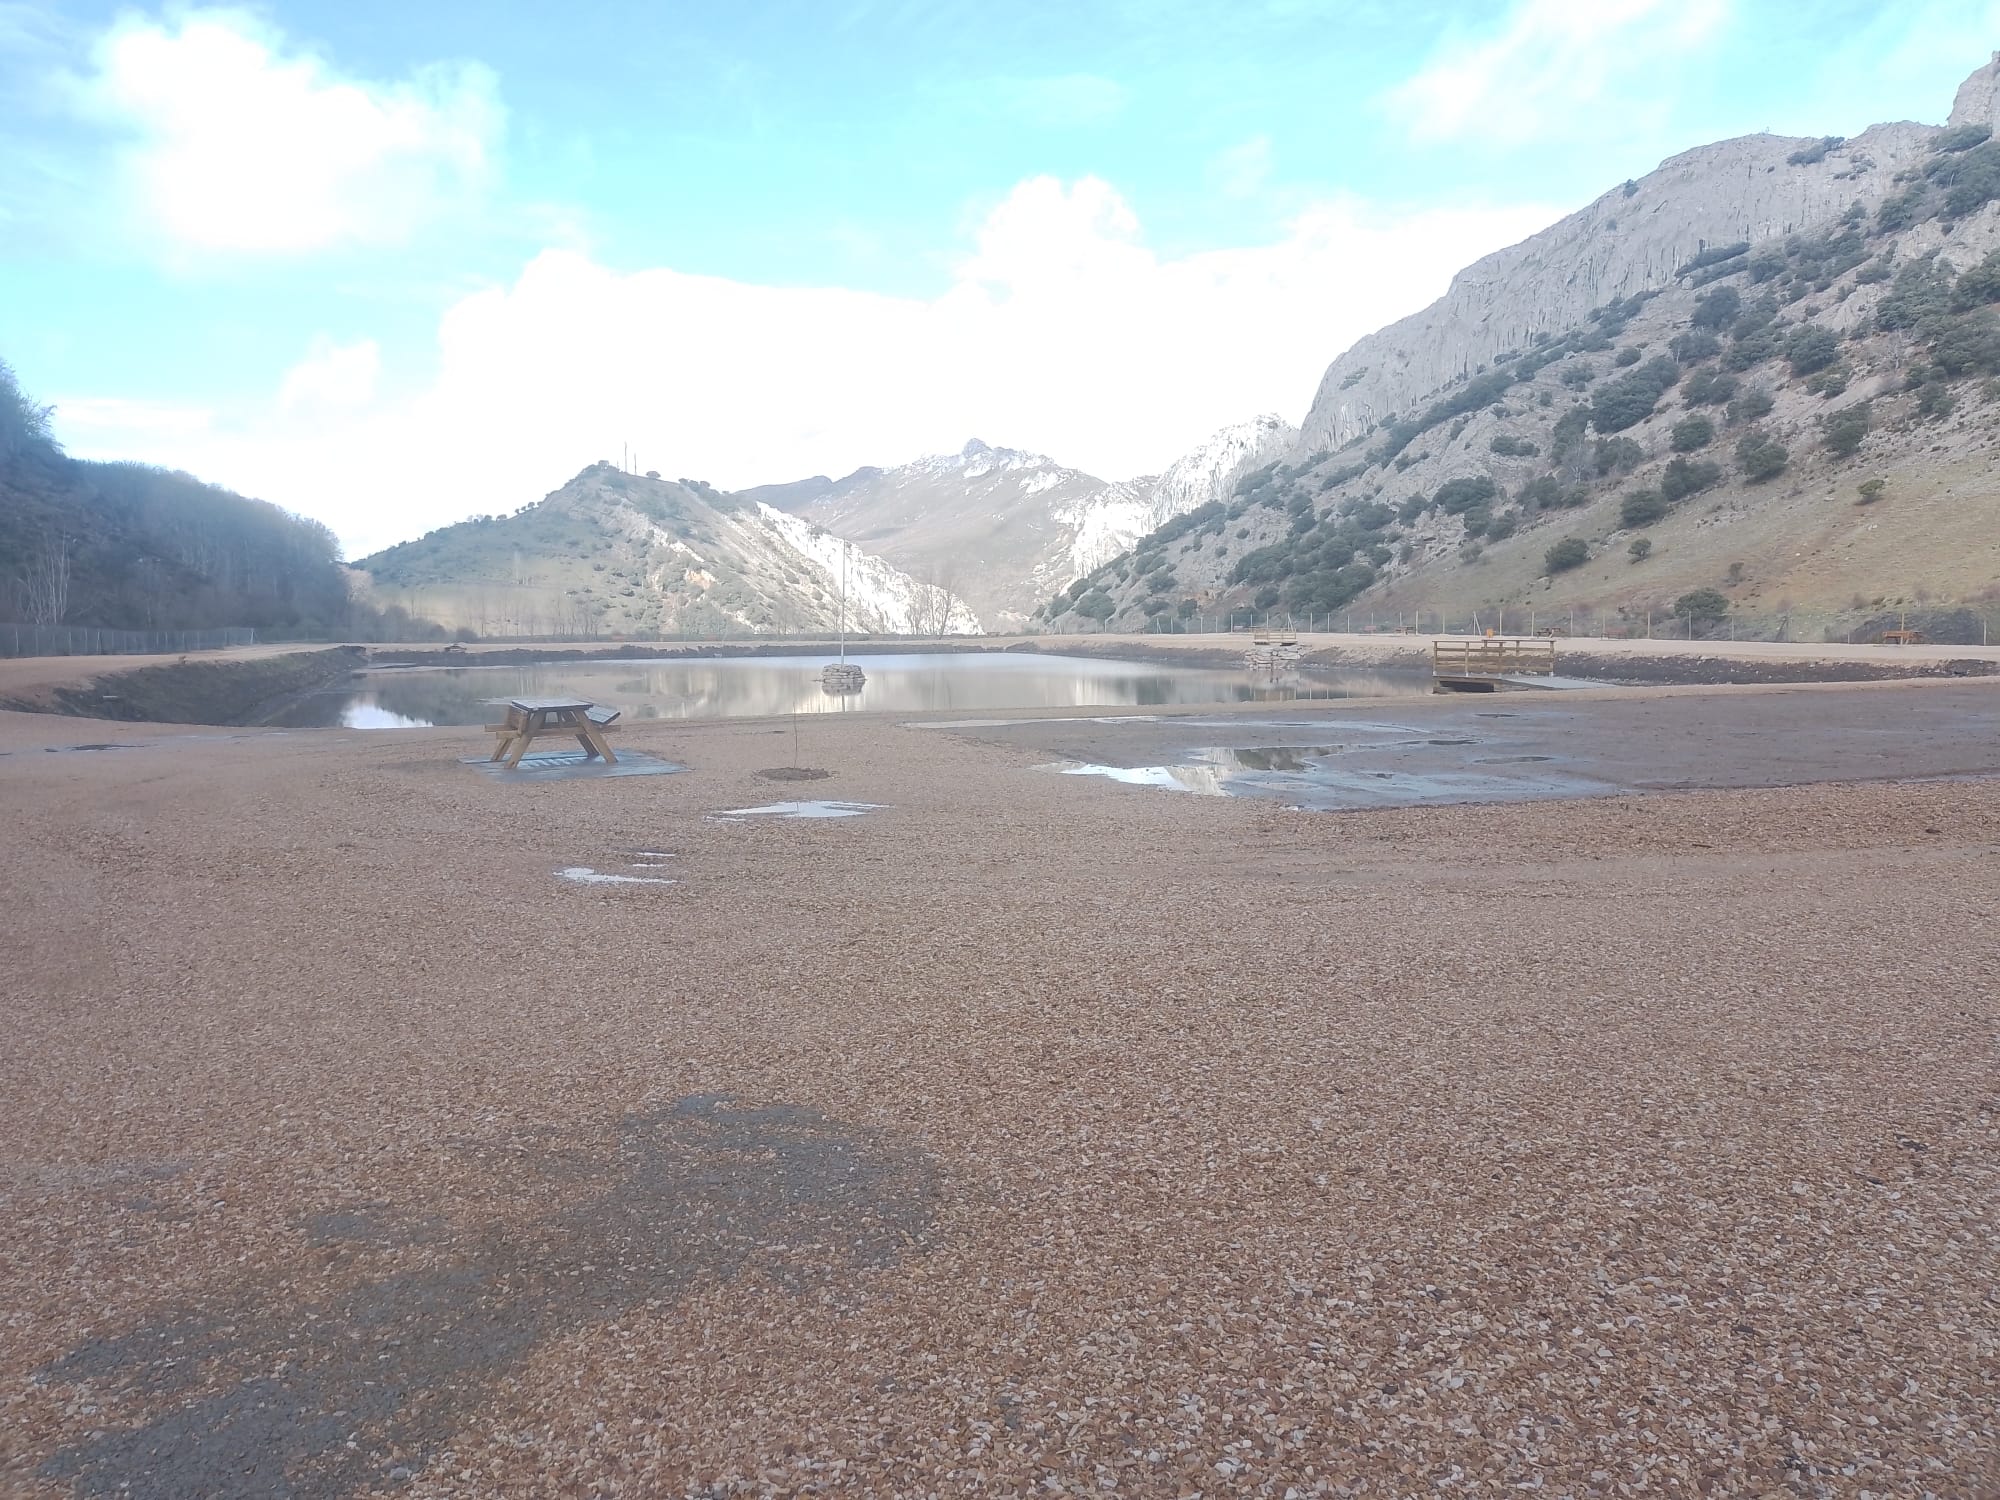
839 542 848 663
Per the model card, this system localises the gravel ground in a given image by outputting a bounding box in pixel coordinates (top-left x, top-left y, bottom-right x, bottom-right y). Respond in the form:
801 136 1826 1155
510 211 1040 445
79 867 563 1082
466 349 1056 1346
2 684 1996 1498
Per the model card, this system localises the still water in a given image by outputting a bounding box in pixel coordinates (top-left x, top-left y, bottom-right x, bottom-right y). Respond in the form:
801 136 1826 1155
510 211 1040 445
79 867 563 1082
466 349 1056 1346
266 652 1432 728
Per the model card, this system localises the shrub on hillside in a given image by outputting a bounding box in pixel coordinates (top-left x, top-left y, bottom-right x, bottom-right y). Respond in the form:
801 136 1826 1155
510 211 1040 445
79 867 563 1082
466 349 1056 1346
1433 475 1499 514
1952 249 2000 310
1074 589 1115 620
1674 588 1730 627
1628 537 1653 562
1682 366 1739 406
1735 429 1789 481
1670 330 1722 363
1544 537 1589 573
1787 136 1844 166
1785 324 1842 376
1614 347 1642 367
1820 403 1872 457
1929 310 2000 376
1934 123 1994 153
1679 244 1750 278
1517 474 1588 509
1660 456 1723 502
1589 356 1681 433
1670 415 1715 452
1725 324 1782 370
1726 387 1775 424
1488 435 1540 456
1877 256 1957 332
1915 380 1957 421
1691 286 1742 331
1593 436 1644 475
1856 478 1886 505
1620 489 1667 528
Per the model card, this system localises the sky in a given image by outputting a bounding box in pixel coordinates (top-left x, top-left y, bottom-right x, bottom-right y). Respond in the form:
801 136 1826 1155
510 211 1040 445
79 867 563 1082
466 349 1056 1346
3 0 1997 557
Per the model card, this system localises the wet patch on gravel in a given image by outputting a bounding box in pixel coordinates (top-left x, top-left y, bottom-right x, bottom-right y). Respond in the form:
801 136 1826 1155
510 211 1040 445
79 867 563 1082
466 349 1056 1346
457 750 686 782
1048 743 1605 809
755 766 832 781
709 800 884 820
556 865 677 886
37 1097 938 1500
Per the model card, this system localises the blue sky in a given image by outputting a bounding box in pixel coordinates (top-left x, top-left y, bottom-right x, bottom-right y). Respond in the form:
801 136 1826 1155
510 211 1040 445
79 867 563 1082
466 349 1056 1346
3 0 1996 555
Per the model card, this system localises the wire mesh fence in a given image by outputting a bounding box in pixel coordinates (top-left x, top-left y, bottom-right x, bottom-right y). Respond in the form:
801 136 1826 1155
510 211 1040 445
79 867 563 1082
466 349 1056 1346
0 624 259 658
1043 604 1998 647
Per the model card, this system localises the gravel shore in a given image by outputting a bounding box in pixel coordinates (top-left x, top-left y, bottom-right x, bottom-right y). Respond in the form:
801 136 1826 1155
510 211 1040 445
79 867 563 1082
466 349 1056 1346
3 683 1996 1497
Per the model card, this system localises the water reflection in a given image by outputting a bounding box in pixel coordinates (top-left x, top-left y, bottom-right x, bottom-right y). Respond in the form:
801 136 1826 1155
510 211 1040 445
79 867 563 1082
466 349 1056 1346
267 653 1431 728
1051 743 1603 810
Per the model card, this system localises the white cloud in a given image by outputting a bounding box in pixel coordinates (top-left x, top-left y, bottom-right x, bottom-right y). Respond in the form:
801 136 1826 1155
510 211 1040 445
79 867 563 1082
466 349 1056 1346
82 8 501 254
54 175 1555 557
1387 0 1730 146
279 336 380 412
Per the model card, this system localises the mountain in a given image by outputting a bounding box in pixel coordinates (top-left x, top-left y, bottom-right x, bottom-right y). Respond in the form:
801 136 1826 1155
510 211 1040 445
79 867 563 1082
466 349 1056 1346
1046 56 2000 637
355 462 981 637
752 417 1294 630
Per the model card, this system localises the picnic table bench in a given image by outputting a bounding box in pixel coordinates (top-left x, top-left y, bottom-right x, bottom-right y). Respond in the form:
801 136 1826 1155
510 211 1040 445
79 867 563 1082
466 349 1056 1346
485 697 620 769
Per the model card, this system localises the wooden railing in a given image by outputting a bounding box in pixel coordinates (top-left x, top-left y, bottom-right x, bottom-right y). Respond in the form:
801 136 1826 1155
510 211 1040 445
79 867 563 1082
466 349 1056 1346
1432 636 1557 678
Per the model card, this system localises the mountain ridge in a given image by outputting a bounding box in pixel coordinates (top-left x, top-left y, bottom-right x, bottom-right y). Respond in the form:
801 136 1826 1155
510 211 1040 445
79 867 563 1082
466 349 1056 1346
1043 54 2000 637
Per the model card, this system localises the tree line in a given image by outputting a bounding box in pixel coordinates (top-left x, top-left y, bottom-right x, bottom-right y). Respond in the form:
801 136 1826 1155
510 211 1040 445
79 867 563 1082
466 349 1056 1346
0 357 442 640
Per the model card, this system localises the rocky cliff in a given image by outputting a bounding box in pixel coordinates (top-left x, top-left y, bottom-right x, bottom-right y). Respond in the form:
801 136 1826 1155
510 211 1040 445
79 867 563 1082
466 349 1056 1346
1298 55 2000 457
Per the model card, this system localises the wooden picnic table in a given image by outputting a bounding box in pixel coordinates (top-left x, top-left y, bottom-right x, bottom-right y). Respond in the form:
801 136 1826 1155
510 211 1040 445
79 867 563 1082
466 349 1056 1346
486 697 619 769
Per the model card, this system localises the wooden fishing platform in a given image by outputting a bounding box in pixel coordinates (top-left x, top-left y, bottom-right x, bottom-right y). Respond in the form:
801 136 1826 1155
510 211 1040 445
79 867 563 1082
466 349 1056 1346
1432 636 1559 693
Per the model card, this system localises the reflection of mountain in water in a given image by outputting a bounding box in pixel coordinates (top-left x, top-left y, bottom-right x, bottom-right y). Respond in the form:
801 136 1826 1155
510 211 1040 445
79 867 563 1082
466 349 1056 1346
264 655 1431 728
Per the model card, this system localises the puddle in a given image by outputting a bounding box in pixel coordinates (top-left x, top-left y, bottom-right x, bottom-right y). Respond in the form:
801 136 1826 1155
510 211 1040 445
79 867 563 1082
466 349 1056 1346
44 743 135 753
710 800 884 820
557 866 676 886
1047 743 1602 810
459 750 685 782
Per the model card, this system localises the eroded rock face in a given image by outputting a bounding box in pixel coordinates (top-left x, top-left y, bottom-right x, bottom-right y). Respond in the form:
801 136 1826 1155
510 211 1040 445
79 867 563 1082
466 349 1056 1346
1949 52 2000 129
1297 61 2000 459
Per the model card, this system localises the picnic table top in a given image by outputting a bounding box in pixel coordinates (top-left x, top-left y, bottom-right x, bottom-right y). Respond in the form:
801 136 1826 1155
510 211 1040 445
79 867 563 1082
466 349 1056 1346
508 696 595 713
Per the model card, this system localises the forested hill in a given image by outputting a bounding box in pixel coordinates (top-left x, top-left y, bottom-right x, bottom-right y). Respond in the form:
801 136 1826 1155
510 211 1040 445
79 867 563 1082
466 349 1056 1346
1 358 412 636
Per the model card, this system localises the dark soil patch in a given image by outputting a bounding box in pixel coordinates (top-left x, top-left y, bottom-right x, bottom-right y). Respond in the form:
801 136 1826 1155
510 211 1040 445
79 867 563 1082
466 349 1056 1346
756 766 832 781
38 1096 937 1499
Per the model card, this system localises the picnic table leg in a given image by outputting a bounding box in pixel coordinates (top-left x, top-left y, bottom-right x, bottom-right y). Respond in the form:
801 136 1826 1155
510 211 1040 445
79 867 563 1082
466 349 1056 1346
505 711 540 769
581 722 616 765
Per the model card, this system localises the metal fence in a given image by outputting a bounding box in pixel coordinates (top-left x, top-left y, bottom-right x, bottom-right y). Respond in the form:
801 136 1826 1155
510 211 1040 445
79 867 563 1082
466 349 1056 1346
0 624 259 658
1043 606 1998 647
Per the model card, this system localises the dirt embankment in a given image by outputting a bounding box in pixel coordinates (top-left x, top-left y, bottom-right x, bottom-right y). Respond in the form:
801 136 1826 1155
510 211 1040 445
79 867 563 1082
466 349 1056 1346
0 646 365 726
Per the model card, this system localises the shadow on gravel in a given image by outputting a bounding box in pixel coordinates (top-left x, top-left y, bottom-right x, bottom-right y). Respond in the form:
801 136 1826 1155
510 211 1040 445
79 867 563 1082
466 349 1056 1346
39 1096 937 1499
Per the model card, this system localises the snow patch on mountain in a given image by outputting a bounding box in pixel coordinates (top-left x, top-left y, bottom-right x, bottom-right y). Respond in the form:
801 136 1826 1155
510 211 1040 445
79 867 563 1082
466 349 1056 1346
1050 415 1298 582
756 503 984 634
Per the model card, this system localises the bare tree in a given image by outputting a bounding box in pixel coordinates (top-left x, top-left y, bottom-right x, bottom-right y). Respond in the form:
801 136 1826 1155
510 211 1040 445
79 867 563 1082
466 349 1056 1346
20 532 72 625
907 561 961 636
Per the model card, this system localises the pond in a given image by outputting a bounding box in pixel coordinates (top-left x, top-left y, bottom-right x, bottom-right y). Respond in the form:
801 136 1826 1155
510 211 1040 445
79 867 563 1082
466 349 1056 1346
264 652 1433 728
